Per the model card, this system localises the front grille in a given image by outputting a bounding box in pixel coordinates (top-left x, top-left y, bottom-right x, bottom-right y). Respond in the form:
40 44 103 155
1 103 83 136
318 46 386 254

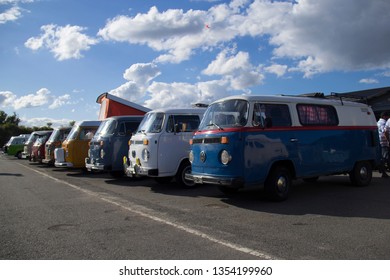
192 137 222 144
130 140 144 145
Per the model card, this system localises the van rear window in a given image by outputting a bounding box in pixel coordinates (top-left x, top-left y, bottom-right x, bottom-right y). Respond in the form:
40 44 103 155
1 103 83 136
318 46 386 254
297 104 338 126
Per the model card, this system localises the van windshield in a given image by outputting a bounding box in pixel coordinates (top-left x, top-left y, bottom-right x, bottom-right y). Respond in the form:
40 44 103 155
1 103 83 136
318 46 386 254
36 134 49 144
198 99 249 130
137 112 164 133
25 133 39 144
48 129 60 142
96 119 117 136
67 126 80 140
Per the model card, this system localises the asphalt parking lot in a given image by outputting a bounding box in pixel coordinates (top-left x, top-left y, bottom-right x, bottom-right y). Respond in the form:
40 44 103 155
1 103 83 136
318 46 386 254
1 153 390 260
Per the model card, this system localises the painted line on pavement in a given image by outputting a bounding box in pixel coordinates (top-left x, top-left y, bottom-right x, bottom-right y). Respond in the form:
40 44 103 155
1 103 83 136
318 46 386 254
19 163 277 260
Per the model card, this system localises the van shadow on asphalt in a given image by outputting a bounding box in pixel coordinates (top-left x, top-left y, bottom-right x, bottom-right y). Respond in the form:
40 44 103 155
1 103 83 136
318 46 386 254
104 175 221 198
219 175 390 220
0 172 23 177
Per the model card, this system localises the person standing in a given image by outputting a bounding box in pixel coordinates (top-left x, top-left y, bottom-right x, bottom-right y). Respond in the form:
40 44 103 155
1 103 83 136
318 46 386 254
377 111 389 178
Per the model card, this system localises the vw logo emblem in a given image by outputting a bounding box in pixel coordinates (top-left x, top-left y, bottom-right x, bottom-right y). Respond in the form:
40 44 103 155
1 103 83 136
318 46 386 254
200 151 206 162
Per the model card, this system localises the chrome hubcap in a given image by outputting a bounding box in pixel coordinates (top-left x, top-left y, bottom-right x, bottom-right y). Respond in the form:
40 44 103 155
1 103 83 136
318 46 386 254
276 176 287 192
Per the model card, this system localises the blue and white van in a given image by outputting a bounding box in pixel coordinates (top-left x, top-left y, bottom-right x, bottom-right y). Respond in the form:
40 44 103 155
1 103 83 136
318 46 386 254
123 107 206 187
85 115 143 177
186 95 380 201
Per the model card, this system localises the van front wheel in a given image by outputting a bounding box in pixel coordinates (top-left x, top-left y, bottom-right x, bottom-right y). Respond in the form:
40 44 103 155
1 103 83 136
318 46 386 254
176 161 196 188
349 161 372 186
264 166 291 201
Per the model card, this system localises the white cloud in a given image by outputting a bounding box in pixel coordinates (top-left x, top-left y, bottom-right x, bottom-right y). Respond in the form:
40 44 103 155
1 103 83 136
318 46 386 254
202 49 250 76
265 0 390 76
98 0 390 76
109 81 143 102
1 88 74 110
20 117 72 128
202 48 264 89
123 63 161 84
49 94 71 109
265 64 288 77
145 80 229 109
0 1 34 24
0 0 33 3
0 6 22 24
98 5 235 64
229 71 264 90
13 88 51 110
109 63 161 102
25 24 98 60
145 82 199 109
359 78 379 84
380 71 390 78
0 91 16 107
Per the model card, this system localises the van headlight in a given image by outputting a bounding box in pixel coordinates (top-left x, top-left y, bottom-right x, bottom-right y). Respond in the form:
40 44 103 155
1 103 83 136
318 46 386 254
100 149 105 159
142 148 150 161
220 150 232 165
189 150 194 163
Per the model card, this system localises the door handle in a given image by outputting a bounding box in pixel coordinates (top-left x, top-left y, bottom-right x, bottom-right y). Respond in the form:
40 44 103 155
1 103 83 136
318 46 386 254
290 138 298 142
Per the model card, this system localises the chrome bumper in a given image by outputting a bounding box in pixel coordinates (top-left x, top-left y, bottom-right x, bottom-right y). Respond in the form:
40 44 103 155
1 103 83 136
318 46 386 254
185 173 244 187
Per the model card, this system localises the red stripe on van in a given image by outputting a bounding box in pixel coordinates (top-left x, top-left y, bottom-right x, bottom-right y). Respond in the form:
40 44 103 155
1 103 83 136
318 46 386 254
195 125 377 135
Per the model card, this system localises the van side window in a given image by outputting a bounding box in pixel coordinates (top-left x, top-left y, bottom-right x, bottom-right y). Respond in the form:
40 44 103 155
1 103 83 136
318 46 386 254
253 103 291 127
80 128 96 139
166 115 200 133
297 104 339 126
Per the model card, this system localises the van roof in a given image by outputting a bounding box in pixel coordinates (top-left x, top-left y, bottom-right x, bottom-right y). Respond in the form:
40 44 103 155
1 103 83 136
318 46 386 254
214 94 370 108
147 107 206 114
31 130 53 135
75 120 102 127
10 136 26 140
103 115 144 121
53 126 72 131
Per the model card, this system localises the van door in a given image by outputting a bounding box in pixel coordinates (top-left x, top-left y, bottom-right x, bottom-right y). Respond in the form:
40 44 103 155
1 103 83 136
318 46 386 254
158 114 201 176
295 104 341 176
245 103 299 184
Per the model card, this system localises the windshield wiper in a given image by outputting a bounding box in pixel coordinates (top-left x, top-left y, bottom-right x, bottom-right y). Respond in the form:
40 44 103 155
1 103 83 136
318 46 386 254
206 123 224 130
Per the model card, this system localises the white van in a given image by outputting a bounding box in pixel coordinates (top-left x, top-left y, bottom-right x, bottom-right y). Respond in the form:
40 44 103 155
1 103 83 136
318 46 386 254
123 107 206 187
186 94 381 201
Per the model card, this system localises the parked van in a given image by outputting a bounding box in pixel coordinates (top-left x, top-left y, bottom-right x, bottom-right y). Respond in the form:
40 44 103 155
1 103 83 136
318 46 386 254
186 95 380 201
4 134 30 158
22 131 52 160
54 121 101 168
85 116 143 177
31 131 53 163
123 107 206 187
42 127 72 165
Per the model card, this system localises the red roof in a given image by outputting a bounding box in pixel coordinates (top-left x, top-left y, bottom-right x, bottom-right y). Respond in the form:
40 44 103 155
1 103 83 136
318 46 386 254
96 92 150 120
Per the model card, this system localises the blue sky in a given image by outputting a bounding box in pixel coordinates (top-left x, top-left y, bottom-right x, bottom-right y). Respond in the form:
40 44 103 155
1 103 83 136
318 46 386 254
1 0 390 127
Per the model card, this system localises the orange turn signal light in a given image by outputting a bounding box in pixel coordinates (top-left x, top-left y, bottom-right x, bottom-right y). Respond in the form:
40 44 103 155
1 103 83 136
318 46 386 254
221 136 229 144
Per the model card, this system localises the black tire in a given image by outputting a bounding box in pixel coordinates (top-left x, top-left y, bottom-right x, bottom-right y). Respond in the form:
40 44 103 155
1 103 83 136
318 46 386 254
264 165 291 201
349 161 372 186
175 161 196 188
16 151 22 159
